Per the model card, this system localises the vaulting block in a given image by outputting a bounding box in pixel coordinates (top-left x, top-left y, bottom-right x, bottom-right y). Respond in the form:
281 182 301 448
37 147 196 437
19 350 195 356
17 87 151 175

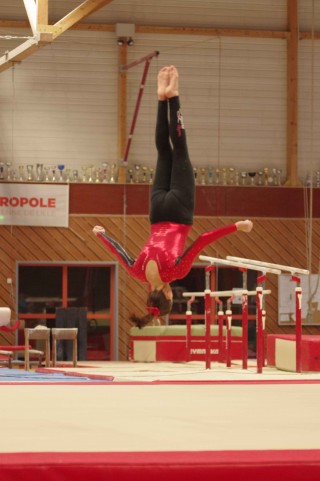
267 334 320 372
129 325 243 363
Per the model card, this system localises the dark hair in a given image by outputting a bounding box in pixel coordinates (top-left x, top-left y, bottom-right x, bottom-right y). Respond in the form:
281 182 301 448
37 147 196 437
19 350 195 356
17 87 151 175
129 288 173 329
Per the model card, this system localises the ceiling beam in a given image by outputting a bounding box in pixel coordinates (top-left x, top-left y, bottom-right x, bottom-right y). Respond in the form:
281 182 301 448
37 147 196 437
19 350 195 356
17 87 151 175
37 0 48 27
51 0 114 39
23 0 37 36
137 25 289 39
1 19 320 40
0 0 114 74
0 37 46 73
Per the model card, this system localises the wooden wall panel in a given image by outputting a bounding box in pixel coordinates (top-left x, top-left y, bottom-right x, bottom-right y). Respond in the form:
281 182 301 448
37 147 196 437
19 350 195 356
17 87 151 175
1 214 319 360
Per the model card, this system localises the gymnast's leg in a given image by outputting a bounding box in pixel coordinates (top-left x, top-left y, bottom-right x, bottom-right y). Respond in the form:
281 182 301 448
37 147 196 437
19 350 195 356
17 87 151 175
166 66 195 225
150 67 173 223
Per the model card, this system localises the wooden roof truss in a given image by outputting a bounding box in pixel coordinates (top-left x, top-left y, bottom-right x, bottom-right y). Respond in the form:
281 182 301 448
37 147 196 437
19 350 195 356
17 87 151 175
0 0 114 73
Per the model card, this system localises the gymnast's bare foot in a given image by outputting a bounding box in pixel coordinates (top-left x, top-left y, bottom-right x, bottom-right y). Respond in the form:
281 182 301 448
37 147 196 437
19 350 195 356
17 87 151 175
235 220 253 233
158 66 169 100
166 65 179 98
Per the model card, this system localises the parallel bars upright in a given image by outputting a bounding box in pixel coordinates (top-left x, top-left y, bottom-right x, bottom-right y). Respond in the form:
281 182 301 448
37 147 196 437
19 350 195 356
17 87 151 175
183 286 271 371
199 256 282 372
227 256 309 373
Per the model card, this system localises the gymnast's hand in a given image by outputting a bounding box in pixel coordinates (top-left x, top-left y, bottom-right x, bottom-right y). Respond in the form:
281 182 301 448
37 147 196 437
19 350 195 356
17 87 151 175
93 225 105 236
235 220 253 233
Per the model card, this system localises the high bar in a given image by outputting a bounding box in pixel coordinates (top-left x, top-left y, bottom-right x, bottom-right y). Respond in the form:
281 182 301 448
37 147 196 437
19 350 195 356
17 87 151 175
199 255 282 275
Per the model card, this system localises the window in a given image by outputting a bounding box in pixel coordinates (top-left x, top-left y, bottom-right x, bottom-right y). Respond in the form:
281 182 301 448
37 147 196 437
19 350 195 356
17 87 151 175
17 262 117 360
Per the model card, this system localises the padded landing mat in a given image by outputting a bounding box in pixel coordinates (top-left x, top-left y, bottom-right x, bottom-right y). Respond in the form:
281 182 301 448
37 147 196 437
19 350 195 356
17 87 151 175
41 360 320 383
0 368 113 384
1 379 320 480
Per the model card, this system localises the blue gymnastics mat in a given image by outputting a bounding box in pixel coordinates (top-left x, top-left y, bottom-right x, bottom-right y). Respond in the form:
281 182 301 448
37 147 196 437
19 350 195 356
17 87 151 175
0 368 112 383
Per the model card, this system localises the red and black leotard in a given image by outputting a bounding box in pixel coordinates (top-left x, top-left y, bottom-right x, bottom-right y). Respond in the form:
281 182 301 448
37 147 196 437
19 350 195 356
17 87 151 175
97 222 237 283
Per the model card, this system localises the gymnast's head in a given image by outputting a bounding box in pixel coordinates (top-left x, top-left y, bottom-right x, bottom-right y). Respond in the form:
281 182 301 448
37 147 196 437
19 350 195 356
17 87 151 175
130 284 173 329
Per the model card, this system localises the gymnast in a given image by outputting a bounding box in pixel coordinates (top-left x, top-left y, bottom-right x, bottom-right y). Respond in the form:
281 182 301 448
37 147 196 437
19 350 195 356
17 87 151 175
93 65 253 328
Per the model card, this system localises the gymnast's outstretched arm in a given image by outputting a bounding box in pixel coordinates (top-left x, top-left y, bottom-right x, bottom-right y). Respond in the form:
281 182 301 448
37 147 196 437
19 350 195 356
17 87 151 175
175 220 253 278
93 225 135 270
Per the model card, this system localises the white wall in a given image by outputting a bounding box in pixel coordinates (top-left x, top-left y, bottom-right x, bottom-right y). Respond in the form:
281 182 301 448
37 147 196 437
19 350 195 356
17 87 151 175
127 34 287 178
298 40 320 182
0 30 118 179
0 1 318 184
